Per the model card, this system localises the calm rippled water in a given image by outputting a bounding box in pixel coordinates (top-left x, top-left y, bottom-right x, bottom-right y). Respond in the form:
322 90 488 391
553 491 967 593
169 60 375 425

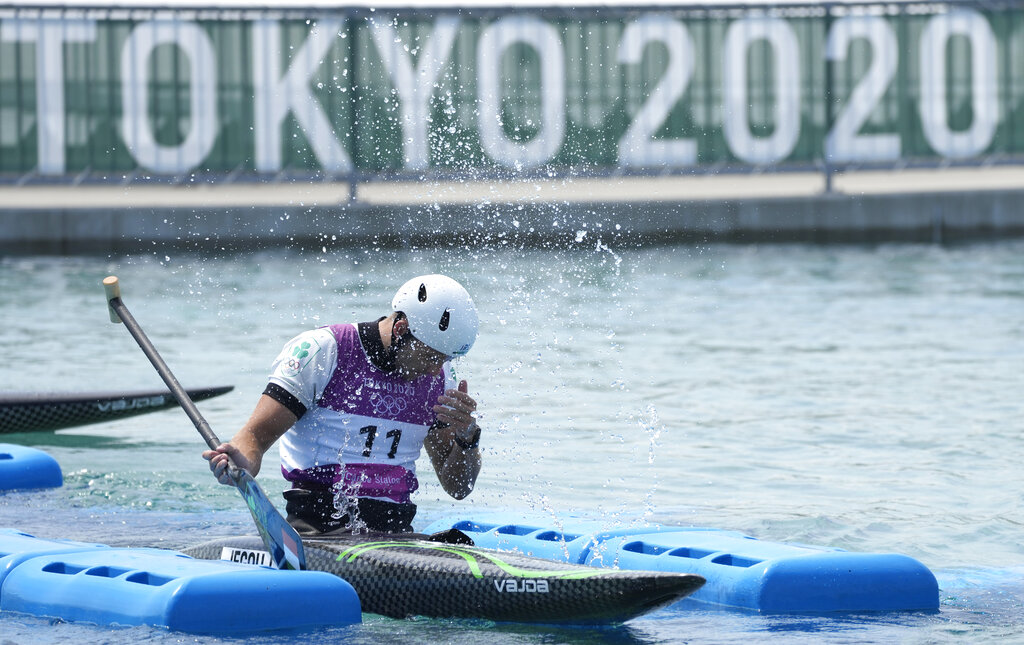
1 240 1023 643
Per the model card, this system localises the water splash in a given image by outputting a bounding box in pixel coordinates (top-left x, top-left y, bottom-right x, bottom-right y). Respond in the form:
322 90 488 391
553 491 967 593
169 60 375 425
638 404 664 465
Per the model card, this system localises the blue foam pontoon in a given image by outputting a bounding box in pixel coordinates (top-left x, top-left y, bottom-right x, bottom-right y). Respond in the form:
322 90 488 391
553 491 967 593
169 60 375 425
422 513 938 613
0 529 361 633
0 529 110 589
0 444 63 491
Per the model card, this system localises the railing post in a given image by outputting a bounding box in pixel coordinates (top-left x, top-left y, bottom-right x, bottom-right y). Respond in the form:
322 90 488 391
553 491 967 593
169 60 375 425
822 2 835 194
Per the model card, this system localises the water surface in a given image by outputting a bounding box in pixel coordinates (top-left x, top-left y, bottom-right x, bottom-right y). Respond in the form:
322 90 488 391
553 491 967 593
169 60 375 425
1 240 1022 642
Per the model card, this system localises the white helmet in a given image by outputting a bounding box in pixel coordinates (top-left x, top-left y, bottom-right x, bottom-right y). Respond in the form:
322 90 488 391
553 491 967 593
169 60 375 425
392 274 478 357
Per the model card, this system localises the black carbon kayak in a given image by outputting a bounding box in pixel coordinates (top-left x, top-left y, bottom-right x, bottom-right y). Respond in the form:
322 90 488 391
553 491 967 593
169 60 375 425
184 533 704 624
0 386 233 433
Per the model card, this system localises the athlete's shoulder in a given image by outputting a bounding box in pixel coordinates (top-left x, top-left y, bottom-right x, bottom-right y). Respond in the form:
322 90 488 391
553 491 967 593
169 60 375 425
275 327 338 374
325 322 359 344
283 325 338 349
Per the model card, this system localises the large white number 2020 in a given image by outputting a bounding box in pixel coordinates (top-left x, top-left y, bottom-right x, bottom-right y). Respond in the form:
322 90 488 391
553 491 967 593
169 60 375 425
825 16 900 163
826 9 997 162
918 9 998 158
722 17 801 165
477 16 566 169
616 15 697 168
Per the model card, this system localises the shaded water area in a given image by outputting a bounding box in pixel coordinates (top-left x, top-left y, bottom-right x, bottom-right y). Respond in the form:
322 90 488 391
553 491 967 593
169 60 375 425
1 239 1023 642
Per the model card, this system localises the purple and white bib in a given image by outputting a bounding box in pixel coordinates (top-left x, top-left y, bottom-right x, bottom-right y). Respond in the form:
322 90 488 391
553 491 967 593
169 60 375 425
269 323 453 504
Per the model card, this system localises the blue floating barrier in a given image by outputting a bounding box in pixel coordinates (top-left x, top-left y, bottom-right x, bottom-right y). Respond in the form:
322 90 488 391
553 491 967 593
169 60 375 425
0 444 63 491
424 513 701 563
0 528 110 589
422 513 938 613
591 530 938 612
0 532 361 633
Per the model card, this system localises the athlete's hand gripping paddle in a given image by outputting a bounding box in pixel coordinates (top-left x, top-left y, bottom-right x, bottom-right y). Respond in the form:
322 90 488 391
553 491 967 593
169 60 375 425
103 276 305 571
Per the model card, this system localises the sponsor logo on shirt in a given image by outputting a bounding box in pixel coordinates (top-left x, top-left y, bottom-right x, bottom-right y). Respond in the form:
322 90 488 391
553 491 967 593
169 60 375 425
370 391 408 417
364 379 416 396
283 338 321 376
373 472 405 485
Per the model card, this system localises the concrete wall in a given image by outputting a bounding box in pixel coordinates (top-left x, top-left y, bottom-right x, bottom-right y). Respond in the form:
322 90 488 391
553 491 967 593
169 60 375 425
3 180 1022 255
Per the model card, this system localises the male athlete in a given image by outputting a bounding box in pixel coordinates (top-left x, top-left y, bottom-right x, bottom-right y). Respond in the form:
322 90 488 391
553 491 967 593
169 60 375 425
203 274 481 535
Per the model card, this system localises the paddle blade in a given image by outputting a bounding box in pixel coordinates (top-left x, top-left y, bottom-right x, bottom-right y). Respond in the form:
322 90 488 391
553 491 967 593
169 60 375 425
232 468 305 571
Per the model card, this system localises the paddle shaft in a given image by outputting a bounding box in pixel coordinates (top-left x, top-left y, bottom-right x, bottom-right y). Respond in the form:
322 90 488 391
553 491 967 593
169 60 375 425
103 282 221 451
103 275 305 570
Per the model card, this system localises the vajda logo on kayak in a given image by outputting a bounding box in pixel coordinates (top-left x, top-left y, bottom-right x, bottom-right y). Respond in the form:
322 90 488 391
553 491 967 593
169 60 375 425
494 579 549 593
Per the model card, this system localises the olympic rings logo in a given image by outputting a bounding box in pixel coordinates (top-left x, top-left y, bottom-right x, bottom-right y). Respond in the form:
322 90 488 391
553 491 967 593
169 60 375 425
370 392 408 417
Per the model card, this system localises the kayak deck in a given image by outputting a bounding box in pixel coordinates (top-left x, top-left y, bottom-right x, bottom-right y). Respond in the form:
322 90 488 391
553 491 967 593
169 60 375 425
184 533 705 624
0 386 233 433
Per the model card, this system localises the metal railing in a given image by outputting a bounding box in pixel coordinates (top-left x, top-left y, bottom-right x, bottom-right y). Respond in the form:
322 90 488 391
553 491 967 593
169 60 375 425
1 1 1021 190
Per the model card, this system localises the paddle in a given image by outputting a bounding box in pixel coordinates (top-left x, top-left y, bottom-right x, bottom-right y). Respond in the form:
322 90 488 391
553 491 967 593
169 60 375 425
103 275 305 571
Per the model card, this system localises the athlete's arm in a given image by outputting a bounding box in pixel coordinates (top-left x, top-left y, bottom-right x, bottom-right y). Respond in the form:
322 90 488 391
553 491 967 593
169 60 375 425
204 327 334 485
203 395 298 484
430 433 481 499
425 380 481 499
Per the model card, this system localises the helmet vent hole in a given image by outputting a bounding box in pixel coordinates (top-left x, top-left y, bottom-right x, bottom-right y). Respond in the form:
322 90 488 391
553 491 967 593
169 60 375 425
438 309 450 331
418 284 428 302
